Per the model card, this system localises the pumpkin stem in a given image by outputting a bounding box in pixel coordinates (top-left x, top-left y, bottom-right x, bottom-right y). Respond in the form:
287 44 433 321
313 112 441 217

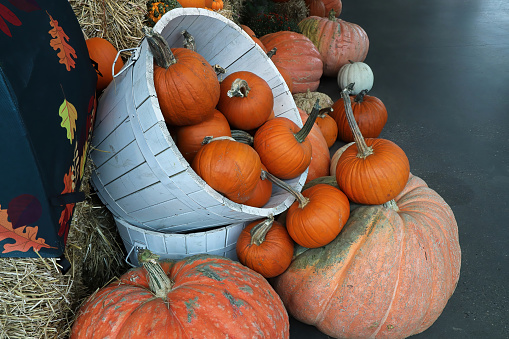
213 64 226 76
227 78 251 98
341 83 374 159
138 249 173 301
354 89 368 103
181 30 196 51
249 215 274 246
202 135 236 145
266 47 277 59
382 199 399 211
328 9 336 20
143 26 176 69
262 170 309 208
231 129 254 145
294 98 321 143
318 107 333 118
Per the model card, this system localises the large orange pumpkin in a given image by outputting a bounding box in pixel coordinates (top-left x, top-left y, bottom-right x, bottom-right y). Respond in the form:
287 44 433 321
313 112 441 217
272 173 461 339
330 90 388 142
192 137 261 204
145 27 220 126
299 13 369 77
305 0 343 17
71 251 290 338
86 37 124 91
259 31 323 93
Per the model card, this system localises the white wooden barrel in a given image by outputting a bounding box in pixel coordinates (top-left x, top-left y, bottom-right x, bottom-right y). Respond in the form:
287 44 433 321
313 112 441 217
90 8 306 233
116 217 246 267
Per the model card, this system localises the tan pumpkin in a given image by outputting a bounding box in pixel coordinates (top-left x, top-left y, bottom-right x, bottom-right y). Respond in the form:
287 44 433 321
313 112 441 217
298 12 369 77
272 173 461 339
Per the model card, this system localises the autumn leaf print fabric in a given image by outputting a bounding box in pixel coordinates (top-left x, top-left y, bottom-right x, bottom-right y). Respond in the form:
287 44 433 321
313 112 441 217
0 0 97 257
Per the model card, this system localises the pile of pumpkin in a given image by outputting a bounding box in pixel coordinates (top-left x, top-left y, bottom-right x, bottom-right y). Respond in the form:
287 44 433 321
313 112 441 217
75 3 461 339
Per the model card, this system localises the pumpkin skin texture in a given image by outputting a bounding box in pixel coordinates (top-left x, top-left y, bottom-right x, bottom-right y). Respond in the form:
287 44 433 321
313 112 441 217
298 15 369 77
298 109 330 183
236 218 294 278
217 71 273 130
86 37 124 91
259 31 323 93
154 47 220 126
192 138 261 204
272 174 461 339
175 109 231 163
330 93 388 143
286 183 350 248
337 61 374 95
71 254 290 338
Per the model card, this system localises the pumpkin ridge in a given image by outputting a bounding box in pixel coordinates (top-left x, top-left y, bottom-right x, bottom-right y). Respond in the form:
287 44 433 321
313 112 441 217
312 208 385 325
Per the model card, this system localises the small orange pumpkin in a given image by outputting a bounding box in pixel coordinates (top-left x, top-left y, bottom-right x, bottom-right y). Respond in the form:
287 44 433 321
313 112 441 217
86 37 124 91
243 164 273 208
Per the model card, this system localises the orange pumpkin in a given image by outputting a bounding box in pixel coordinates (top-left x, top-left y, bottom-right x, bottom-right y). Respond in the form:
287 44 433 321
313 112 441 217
298 12 369 77
86 37 124 91
243 164 273 208
335 84 409 205
236 217 294 278
192 137 261 204
253 100 321 179
217 71 273 130
205 0 223 10
272 173 461 339
71 250 290 338
144 27 220 126
259 31 323 93
177 0 206 7
305 0 342 17
314 107 338 148
298 109 330 183
175 109 231 163
330 90 388 142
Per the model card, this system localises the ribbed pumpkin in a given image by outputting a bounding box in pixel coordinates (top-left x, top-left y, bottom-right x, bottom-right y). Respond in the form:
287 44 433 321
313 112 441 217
253 100 321 180
192 137 261 204
217 71 273 130
335 85 409 205
299 12 369 77
259 31 323 93
71 251 290 338
305 0 342 17
330 90 388 142
86 37 124 91
144 27 220 126
265 172 349 249
337 60 374 95
272 173 461 339
205 0 223 10
175 109 231 163
266 48 293 93
314 107 337 148
298 108 330 183
236 217 294 278
243 164 273 208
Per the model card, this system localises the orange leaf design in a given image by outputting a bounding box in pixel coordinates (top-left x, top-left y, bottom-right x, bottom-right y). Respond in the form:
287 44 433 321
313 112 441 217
0 205 56 254
58 166 75 239
47 11 76 71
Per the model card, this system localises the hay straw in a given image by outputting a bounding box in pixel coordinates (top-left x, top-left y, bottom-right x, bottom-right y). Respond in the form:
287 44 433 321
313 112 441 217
0 157 128 339
275 0 309 23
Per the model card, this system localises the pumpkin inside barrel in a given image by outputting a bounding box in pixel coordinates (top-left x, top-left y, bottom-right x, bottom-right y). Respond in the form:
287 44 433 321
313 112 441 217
272 173 461 339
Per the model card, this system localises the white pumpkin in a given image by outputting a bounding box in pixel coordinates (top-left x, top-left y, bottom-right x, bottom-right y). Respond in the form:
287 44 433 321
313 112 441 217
337 61 374 95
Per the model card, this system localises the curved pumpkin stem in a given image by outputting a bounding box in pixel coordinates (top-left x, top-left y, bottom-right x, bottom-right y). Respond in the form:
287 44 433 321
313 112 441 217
181 29 196 51
294 98 321 143
227 78 251 98
143 26 176 69
262 170 309 208
231 129 254 145
138 249 173 301
340 83 374 159
318 106 333 118
354 89 368 103
382 199 399 211
250 215 274 246
201 135 236 145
